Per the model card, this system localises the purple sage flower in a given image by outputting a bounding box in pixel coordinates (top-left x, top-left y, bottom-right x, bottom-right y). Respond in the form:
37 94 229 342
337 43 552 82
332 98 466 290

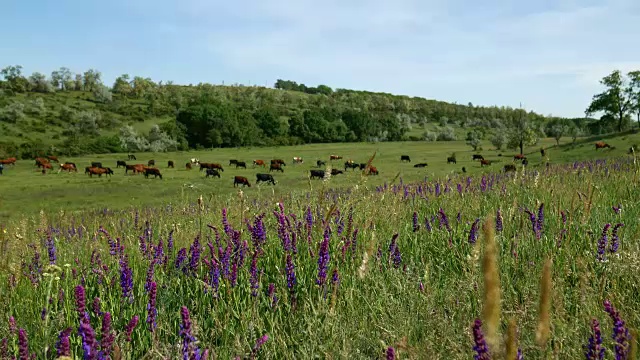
583 318 605 360
124 315 139 342
147 282 158 332
495 209 503 232
55 327 72 357
609 223 624 253
468 218 480 244
412 212 419 232
18 328 29 360
386 346 396 360
603 300 630 360
597 224 611 262
472 319 491 360
100 312 115 358
316 227 331 286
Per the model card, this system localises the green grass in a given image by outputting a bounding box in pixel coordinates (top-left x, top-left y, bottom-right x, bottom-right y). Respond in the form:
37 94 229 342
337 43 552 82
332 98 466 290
0 135 612 217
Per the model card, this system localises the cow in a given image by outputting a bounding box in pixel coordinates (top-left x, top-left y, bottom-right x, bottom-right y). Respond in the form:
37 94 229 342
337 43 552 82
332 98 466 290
472 154 484 161
331 169 343 176
91 162 102 168
480 159 491 167
447 156 457 164
148 160 155 166
522 159 529 166
504 164 517 172
186 163 192 170
270 163 284 172
0 157 16 165
128 154 137 160
462 167 467 173
87 167 113 177
205 169 220 178
200 163 223 172
125 164 143 174
540 147 546 157
367 166 379 175
400 155 411 162
229 159 238 166
64 162 76 167
235 161 247 169
35 157 49 167
256 173 276 185
59 163 77 172
47 155 59 162
595 141 611 150
190 158 200 164
345 162 359 171
168 161 174 168
310 169 325 180
329 155 342 161
233 176 251 187
513 154 526 161
359 163 367 170
271 159 286 166
293 157 303 164
0 164 3 175
144 168 162 179
414 163 428 168
253 160 266 168
317 160 326 167
116 160 127 168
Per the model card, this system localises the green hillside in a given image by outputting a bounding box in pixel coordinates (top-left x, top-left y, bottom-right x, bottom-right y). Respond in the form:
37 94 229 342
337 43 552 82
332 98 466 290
0 65 598 159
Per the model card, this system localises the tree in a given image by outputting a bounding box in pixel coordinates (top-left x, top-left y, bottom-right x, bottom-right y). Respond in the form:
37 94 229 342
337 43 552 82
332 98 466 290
548 124 566 145
29 72 54 93
1 65 29 93
506 108 539 154
586 70 633 132
119 125 149 151
628 70 640 128
93 84 113 103
74 111 101 137
51 67 73 90
490 132 506 150
147 125 178 152
74 74 83 91
83 69 102 92
0 102 25 123
465 129 482 150
112 74 132 97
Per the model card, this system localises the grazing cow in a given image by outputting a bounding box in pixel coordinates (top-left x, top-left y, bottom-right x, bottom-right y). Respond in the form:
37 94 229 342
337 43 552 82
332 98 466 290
59 163 77 172
128 154 137 160
329 155 342 161
472 154 484 161
522 159 529 166
0 157 16 165
331 169 343 176
144 168 162 179
186 163 192 170
233 176 251 187
480 159 491 167
367 166 379 175
0 164 3 175
168 161 174 168
359 163 367 170
400 155 411 162
91 162 102 168
513 154 526 161
235 161 247 169
540 147 546 157
253 160 266 168
447 156 457 164
310 169 325 180
87 167 113 177
462 167 467 173
116 160 127 168
504 164 517 172
256 173 276 185
317 160 326 167
292 156 303 164
345 162 359 171
41 163 53 170
229 159 238 166
414 163 428 168
628 146 636 154
35 157 49 167
271 159 286 166
125 164 142 174
47 155 59 162
205 169 220 178
148 160 155 166
190 158 200 164
595 141 611 150
199 163 224 172
270 163 284 172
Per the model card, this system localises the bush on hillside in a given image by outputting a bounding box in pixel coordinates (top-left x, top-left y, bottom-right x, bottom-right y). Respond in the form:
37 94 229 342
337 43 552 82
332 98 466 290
437 126 456 141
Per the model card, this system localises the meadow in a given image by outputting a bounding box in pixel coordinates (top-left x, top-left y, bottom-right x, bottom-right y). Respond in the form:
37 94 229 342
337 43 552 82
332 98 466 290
0 135 639 359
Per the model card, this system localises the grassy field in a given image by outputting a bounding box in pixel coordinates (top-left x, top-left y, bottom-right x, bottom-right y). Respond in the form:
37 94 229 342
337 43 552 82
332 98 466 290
1 134 639 359
2 135 631 218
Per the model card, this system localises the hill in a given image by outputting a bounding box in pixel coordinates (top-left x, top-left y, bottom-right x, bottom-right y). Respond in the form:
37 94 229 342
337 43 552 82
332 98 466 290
0 64 596 158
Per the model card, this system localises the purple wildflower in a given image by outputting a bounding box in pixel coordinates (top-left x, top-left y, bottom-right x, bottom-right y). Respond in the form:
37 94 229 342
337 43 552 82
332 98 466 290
45 232 57 265
386 346 396 360
74 285 87 320
78 316 98 360
147 282 158 331
251 334 269 359
536 203 545 236
438 208 451 232
332 268 340 286
92 297 102 317
55 327 72 357
597 224 611 262
208 256 221 297
412 212 419 232
583 318 605 360
609 223 624 253
612 204 621 214
603 300 630 360
472 319 491 360
180 306 203 360
316 227 331 286
100 312 115 358
145 260 156 292
468 218 480 244
18 328 29 360
268 283 278 308
285 253 297 294
124 315 139 342
248 251 260 297
189 236 202 274
222 208 232 235
8 316 16 334
524 209 537 238
175 248 187 272
424 216 432 232
495 209 503 232
119 256 134 301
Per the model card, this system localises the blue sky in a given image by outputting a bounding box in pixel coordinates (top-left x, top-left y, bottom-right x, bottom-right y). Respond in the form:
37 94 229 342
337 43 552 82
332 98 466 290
1 0 639 118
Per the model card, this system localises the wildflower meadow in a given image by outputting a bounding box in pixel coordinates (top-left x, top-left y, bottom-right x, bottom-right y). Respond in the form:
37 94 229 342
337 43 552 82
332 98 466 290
1 157 639 359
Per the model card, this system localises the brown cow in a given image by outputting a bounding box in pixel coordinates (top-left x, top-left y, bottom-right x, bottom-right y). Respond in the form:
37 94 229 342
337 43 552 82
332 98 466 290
271 159 286 166
253 159 265 168
87 167 113 177
595 141 611 150
59 163 77 172
168 160 174 168
513 154 526 161
504 164 517 172
199 163 224 172
269 163 284 172
480 159 491 167
233 176 251 187
367 166 379 175
35 157 49 167
0 157 16 165
186 163 192 170
293 156 303 164
330 155 342 160
47 155 59 162
125 164 145 174
144 167 163 179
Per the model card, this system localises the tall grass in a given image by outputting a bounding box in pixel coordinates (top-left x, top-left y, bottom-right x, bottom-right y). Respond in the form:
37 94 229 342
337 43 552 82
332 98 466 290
0 157 639 359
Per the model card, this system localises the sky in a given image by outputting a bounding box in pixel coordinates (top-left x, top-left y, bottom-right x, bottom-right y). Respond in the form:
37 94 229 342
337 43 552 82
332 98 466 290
1 0 639 118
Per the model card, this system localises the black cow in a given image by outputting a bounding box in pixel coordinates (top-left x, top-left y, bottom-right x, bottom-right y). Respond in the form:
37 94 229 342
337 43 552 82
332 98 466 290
229 159 238 166
359 163 367 170
414 163 428 168
168 160 174 168
462 167 467 173
400 155 411 162
256 173 276 185
345 162 359 171
522 159 529 166
310 170 325 180
447 156 457 164
205 169 220 178
148 160 155 166
144 168 162 179
91 162 102 168
504 164 517 172
317 160 326 167
116 160 127 168
472 154 484 161
236 161 247 169
331 169 343 176
128 154 137 160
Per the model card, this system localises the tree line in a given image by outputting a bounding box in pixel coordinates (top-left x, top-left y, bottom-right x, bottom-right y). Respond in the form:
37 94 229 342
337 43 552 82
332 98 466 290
0 64 610 157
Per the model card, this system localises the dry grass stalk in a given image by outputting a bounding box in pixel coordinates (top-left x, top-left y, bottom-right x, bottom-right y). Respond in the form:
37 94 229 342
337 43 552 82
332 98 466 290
630 329 638 360
481 216 501 352
504 318 518 360
535 257 552 348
